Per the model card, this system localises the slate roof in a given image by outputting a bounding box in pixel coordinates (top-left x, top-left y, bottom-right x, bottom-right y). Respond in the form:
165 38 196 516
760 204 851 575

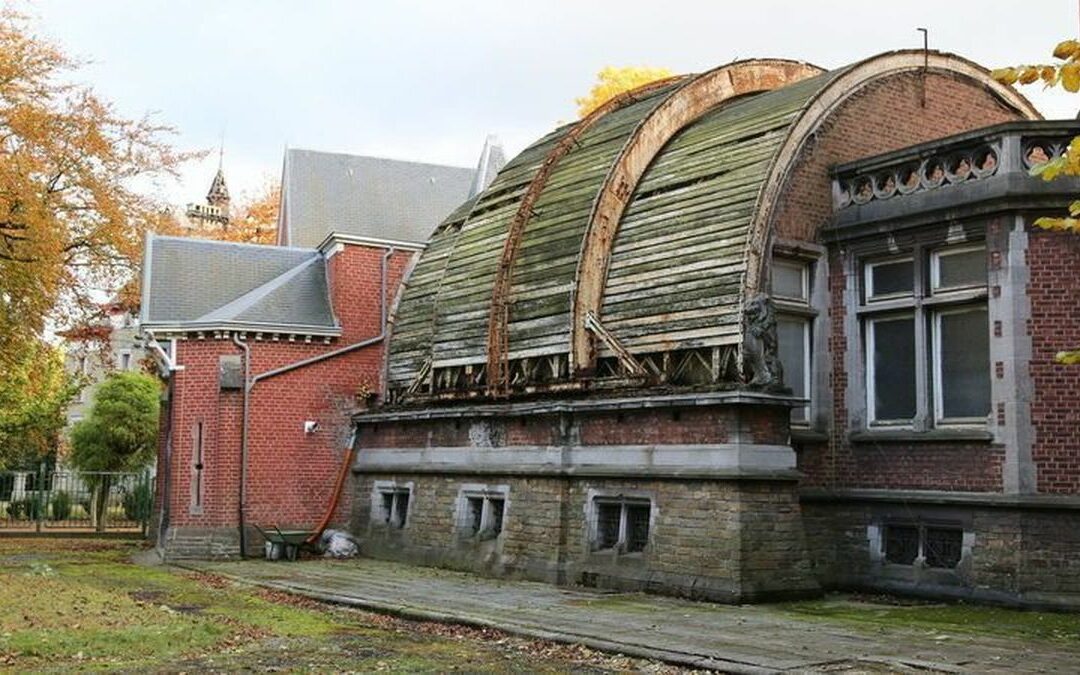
140 235 338 335
277 149 478 248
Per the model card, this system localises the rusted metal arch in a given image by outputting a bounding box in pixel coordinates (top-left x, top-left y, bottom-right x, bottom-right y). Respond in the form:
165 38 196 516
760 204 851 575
569 59 825 375
736 51 1041 365
485 76 689 397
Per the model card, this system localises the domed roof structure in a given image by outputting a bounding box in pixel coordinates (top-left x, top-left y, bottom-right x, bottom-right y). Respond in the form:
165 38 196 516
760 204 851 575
385 52 1037 403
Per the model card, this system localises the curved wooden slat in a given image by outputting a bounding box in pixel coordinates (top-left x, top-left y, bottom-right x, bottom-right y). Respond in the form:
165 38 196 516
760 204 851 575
570 60 825 374
485 76 689 396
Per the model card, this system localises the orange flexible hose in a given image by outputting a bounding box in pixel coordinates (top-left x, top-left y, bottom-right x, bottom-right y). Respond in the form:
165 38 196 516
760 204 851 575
305 446 356 545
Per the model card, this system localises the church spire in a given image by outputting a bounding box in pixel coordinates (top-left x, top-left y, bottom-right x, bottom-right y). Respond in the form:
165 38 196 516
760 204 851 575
206 144 230 210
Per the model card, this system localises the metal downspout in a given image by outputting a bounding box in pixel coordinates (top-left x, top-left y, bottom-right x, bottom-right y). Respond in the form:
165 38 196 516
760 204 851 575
232 332 251 558
234 246 395 553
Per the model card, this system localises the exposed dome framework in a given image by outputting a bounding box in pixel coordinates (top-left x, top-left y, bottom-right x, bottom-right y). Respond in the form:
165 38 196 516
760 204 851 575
386 51 1037 403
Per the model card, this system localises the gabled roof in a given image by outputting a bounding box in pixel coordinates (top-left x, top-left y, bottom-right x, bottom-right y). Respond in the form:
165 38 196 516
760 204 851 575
140 235 338 335
276 149 478 248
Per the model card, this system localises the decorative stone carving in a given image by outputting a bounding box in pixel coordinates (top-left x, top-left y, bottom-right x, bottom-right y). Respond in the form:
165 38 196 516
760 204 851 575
743 293 784 389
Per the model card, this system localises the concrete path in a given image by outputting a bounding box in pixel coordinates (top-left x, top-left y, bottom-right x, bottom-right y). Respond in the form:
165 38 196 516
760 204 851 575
185 558 1080 673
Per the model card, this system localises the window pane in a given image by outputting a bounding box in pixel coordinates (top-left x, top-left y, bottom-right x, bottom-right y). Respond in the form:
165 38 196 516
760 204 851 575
394 492 409 528
773 260 806 301
868 259 914 298
871 317 916 421
625 504 651 553
936 248 985 290
938 308 990 419
925 527 963 568
381 493 394 524
884 525 919 565
777 317 809 422
488 498 505 535
466 497 483 534
595 503 620 550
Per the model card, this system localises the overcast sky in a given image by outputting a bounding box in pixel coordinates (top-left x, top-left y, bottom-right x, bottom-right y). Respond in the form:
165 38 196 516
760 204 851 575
28 0 1080 205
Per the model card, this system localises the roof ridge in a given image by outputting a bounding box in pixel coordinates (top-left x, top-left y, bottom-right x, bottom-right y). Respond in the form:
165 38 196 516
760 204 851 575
286 147 475 172
195 255 326 324
151 234 318 254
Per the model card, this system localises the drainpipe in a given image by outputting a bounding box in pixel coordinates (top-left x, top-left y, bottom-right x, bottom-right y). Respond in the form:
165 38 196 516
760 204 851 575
234 246 395 553
232 332 251 558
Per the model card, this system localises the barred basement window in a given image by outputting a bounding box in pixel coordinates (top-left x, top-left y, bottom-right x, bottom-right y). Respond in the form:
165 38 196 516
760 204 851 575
592 497 651 553
884 524 919 565
457 486 508 540
924 527 963 568
883 522 964 569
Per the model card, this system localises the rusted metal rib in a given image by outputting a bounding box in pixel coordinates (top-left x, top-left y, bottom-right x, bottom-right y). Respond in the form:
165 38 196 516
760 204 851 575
485 76 688 397
569 60 824 376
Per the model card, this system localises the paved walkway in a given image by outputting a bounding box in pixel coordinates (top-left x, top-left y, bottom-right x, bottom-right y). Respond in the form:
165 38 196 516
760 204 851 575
185 557 1080 673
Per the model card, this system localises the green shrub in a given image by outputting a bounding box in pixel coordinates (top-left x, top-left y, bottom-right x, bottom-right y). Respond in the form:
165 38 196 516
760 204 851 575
123 482 153 522
8 495 44 521
50 490 72 521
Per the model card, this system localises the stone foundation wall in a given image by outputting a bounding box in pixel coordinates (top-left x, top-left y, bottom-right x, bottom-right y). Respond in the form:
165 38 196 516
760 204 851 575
351 471 819 603
802 496 1080 609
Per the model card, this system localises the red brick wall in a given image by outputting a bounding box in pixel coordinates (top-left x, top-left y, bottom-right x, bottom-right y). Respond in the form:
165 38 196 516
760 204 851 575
1028 228 1080 494
162 243 415 535
774 70 1027 492
773 71 1025 242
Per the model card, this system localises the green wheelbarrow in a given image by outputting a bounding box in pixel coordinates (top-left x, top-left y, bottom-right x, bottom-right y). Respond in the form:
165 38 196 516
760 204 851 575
254 525 315 561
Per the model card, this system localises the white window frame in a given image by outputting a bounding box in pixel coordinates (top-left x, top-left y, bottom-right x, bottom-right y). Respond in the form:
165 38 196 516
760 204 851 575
456 484 508 540
865 313 916 426
930 244 986 295
864 256 915 302
777 315 812 424
772 256 817 426
772 258 809 302
371 480 413 529
119 350 132 371
931 305 991 426
859 244 989 430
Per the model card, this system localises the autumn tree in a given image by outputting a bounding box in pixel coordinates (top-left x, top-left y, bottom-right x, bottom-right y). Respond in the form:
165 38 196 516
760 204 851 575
0 8 192 368
215 179 280 245
993 40 1080 364
0 337 78 470
575 65 674 117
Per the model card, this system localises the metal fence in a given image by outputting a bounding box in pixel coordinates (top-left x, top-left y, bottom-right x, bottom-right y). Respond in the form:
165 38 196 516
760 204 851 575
0 467 154 535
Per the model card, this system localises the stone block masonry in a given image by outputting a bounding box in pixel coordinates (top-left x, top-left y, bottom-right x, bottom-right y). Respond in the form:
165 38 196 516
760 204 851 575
351 394 821 602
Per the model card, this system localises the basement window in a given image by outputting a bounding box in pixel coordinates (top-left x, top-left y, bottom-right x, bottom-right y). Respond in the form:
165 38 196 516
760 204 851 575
883 522 964 569
457 486 508 540
591 496 652 554
371 482 412 529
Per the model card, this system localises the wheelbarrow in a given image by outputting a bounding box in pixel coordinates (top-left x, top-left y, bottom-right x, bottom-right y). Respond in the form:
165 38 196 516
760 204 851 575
254 525 315 561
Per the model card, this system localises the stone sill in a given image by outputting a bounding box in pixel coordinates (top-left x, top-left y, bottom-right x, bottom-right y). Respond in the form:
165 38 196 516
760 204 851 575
791 428 829 444
800 488 1080 511
849 429 994 444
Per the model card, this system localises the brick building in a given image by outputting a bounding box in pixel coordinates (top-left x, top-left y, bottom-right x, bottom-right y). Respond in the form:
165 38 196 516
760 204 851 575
144 51 1080 608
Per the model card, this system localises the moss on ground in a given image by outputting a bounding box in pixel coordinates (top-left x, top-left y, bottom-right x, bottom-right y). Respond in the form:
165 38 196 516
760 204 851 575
0 539 669 673
772 594 1080 643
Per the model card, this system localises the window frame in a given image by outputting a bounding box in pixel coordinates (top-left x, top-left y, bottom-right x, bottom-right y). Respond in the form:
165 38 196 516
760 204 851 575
858 243 989 430
456 485 508 540
771 255 818 427
371 481 413 530
865 311 917 426
864 256 915 303
931 304 991 426
589 495 653 555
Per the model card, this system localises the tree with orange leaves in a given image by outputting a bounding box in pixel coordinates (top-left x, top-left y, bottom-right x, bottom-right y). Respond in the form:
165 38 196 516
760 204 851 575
0 8 193 365
575 66 674 118
215 180 280 245
994 40 1080 364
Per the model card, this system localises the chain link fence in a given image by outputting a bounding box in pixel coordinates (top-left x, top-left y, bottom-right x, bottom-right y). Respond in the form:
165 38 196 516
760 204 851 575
0 467 154 535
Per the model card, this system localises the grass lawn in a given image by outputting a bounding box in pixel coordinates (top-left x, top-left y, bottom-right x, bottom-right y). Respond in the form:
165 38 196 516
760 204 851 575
0 538 676 673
